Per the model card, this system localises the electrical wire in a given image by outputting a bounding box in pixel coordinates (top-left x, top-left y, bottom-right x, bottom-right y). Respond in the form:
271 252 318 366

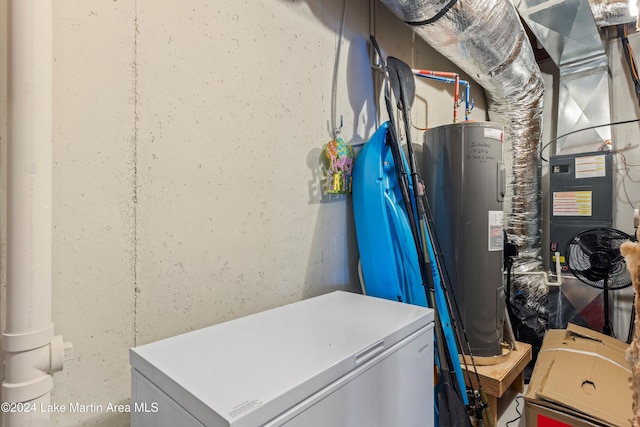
610 142 640 209
627 34 639 82
505 396 525 426
330 0 348 140
619 23 640 108
613 23 640 209
615 144 640 182
539 118 640 162
536 25 639 209
540 124 640 208
594 139 640 210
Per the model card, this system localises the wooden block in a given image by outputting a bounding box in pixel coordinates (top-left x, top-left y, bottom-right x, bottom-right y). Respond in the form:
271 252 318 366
462 341 532 398
461 342 532 425
484 393 498 427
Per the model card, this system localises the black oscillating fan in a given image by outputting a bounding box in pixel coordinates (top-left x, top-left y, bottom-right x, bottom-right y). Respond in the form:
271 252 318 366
566 227 633 336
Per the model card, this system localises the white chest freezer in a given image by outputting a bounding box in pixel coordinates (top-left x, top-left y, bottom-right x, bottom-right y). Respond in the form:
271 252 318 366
130 291 434 427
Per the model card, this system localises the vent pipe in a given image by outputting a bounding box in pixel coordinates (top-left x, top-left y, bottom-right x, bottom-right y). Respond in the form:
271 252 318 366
515 0 613 154
3 1 68 425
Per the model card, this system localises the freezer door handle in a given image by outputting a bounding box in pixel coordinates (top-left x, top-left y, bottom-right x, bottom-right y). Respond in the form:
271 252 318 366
355 340 385 366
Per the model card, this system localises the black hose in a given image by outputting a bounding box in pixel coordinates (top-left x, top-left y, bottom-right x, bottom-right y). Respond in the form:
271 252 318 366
539 118 640 162
619 24 640 108
404 0 458 26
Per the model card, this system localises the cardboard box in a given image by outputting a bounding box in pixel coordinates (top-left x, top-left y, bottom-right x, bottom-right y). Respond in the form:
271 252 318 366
525 324 633 427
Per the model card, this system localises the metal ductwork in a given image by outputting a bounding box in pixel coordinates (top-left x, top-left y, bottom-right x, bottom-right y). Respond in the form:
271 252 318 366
589 0 634 27
515 0 612 154
378 0 547 299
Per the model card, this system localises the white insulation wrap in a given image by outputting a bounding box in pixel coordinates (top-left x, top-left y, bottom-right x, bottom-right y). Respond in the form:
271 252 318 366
380 0 547 299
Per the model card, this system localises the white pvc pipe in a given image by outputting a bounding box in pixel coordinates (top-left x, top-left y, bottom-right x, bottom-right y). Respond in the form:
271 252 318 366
512 252 564 287
3 1 65 425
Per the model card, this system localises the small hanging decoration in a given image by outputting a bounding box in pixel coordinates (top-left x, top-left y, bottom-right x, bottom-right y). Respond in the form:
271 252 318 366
325 137 354 194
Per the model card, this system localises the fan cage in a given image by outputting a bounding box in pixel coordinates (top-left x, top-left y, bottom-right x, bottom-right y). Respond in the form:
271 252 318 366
565 228 633 290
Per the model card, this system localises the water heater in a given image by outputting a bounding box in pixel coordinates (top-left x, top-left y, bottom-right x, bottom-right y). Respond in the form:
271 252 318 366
423 121 505 357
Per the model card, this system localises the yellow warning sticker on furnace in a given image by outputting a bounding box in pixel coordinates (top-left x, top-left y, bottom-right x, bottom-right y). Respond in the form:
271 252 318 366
552 191 592 216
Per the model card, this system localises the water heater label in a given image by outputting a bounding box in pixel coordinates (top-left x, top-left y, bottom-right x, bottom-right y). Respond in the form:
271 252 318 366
552 191 592 216
484 128 503 142
575 155 606 179
488 210 503 251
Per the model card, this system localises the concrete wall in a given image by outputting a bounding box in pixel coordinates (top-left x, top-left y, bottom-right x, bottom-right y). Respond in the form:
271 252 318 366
608 31 640 340
610 31 640 233
0 1 486 426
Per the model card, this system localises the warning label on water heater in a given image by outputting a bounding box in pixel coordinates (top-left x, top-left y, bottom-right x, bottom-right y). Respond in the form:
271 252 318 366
488 211 503 252
484 128 503 142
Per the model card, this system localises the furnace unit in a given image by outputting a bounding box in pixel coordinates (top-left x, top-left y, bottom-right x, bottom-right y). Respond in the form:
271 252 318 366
548 150 613 330
549 151 613 269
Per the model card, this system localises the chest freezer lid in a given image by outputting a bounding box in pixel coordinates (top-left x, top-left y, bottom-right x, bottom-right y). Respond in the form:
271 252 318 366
130 291 433 427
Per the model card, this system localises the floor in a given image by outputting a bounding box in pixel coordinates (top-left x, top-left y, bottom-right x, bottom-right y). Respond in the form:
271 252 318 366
496 387 527 427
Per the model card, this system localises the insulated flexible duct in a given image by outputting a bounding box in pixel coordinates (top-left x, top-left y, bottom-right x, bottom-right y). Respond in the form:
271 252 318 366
379 0 547 302
589 0 632 26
